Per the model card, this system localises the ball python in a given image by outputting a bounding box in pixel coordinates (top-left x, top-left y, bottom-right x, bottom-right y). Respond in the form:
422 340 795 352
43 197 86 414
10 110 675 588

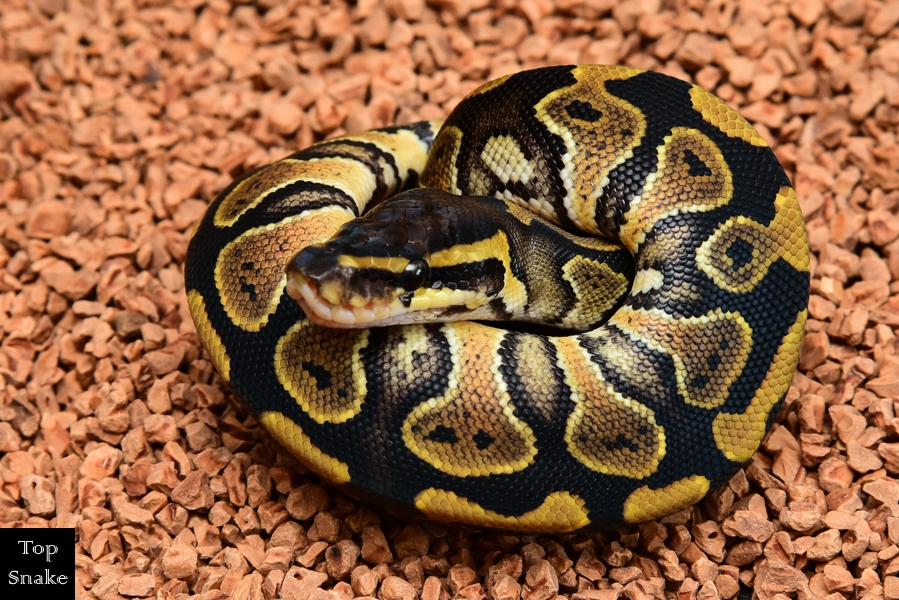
185 65 810 532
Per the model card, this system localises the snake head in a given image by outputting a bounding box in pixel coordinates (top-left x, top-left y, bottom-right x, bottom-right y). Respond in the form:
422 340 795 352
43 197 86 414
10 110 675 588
287 189 508 328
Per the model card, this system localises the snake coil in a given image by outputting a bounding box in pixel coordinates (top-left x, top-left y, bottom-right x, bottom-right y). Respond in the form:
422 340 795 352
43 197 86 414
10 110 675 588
186 65 809 532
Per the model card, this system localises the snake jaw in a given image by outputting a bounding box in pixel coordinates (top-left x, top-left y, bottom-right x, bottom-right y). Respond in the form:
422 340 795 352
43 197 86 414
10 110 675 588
287 254 489 328
287 250 427 328
287 266 467 328
286 271 402 328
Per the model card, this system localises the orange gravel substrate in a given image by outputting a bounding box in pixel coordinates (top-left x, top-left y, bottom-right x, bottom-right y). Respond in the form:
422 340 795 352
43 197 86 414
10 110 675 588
2 1 899 600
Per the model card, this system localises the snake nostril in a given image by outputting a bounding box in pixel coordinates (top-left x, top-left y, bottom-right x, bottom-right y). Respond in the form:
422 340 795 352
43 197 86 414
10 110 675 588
289 246 330 279
289 250 313 273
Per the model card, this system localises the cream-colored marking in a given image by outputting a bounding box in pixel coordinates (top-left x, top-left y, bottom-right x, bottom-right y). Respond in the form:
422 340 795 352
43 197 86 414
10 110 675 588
423 231 528 317
498 189 562 226
771 187 809 273
415 488 590 533
340 124 437 188
388 326 432 383
425 120 443 139
288 157 380 213
534 65 646 234
713 310 806 462
215 160 307 227
611 307 753 410
503 199 534 225
689 87 768 147
275 321 369 424
560 257 630 330
697 186 809 294
187 290 231 382
481 135 536 184
338 255 411 273
632 268 664 295
190 217 203 241
465 74 513 97
421 125 463 194
512 335 559 422
260 412 350 483
213 157 377 226
402 323 538 477
623 475 711 523
620 127 733 253
215 206 353 332
503 200 624 253
553 336 665 479
408 288 483 313
585 328 668 400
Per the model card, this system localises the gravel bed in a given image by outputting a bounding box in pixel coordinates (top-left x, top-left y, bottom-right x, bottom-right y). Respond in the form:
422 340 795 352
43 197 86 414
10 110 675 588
2 1 899 599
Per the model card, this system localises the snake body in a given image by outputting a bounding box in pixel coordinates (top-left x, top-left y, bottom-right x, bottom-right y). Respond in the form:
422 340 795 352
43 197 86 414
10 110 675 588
186 65 810 532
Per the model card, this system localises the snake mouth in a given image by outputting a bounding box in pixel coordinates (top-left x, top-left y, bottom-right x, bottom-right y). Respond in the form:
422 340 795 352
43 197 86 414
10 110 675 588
286 242 411 327
286 273 445 328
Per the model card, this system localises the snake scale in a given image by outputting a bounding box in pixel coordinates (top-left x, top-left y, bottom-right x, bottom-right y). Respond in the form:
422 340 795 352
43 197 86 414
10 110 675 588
185 65 810 532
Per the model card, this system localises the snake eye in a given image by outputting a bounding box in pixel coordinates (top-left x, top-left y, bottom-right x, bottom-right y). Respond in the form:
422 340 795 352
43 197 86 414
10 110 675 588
400 259 429 290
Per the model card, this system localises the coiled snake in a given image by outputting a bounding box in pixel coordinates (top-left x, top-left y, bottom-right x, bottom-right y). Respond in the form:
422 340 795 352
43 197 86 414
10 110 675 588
186 65 810 532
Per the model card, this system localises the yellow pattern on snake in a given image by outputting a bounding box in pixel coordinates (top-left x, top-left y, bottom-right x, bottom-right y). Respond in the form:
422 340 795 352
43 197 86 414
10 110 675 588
186 65 809 532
